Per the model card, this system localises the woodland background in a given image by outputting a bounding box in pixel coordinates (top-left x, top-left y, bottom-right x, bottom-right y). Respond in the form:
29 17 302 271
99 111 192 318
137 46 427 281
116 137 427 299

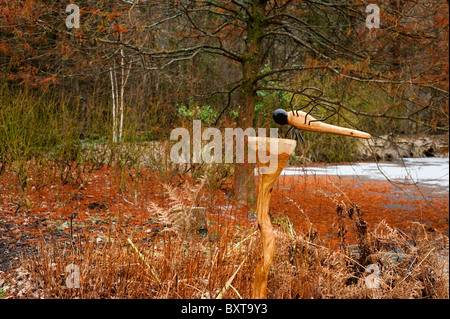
1 1 448 193
0 0 449 300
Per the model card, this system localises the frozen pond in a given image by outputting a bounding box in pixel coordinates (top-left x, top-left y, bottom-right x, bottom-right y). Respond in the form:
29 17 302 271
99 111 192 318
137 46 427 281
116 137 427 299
280 157 449 191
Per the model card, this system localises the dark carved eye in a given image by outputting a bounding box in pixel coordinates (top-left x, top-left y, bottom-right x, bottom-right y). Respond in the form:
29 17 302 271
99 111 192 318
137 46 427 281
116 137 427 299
273 109 288 125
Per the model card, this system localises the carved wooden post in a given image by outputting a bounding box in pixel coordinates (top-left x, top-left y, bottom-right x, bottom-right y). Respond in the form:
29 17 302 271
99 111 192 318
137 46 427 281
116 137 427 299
246 108 371 298
248 136 296 299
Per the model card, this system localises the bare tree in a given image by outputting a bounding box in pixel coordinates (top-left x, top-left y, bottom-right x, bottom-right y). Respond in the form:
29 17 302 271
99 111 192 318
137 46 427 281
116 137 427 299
3 0 447 200
113 0 446 201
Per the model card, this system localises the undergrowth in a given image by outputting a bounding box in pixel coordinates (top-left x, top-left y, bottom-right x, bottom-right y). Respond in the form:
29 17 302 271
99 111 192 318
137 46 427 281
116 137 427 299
6 178 448 299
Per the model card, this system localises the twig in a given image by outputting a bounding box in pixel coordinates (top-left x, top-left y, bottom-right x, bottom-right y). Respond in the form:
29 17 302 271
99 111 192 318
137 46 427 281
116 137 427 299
116 225 162 285
216 256 247 299
401 247 436 283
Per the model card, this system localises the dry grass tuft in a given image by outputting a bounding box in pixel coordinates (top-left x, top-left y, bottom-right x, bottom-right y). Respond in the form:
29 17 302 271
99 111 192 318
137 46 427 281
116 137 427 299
268 213 449 299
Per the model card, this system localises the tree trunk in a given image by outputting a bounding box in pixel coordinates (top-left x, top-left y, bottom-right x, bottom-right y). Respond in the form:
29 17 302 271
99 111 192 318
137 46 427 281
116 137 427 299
232 0 266 204
110 62 118 143
233 92 256 203
234 61 258 204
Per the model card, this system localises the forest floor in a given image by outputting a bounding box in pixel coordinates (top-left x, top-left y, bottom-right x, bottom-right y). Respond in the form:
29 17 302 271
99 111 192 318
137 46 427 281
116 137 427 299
1 163 448 270
0 161 448 298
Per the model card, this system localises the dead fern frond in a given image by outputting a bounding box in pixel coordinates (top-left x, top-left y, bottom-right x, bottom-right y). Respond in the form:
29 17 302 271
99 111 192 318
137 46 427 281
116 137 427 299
149 202 184 236
149 176 208 238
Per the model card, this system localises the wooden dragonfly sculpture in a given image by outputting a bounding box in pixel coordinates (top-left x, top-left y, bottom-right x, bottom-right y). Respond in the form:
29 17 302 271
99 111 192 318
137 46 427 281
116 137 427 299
250 88 371 299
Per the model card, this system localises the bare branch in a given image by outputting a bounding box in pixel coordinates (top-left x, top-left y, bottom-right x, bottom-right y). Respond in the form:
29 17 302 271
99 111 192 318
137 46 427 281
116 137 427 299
256 86 449 131
252 65 330 85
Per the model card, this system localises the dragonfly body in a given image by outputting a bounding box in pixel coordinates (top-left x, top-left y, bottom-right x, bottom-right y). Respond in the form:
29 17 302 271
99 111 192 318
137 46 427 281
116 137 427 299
273 108 371 140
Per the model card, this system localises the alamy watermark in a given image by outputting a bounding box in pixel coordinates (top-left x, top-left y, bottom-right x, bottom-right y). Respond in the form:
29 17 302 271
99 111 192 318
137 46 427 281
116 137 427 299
63 261 381 289
170 120 280 174
65 4 80 29
365 263 381 288
65 264 80 288
366 4 380 29
65 3 379 30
